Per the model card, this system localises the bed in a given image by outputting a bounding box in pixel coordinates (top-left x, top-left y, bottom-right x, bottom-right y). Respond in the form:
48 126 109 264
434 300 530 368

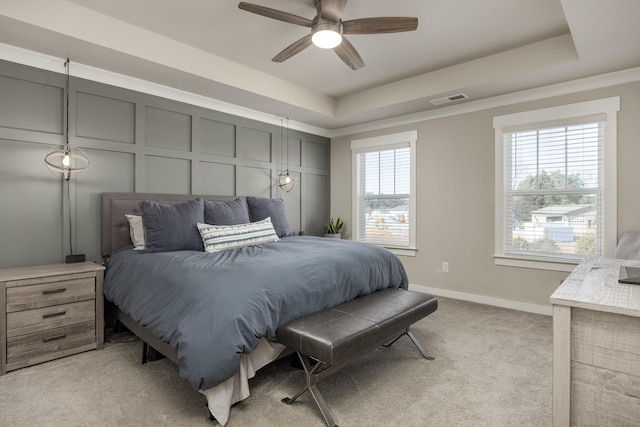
100 192 409 425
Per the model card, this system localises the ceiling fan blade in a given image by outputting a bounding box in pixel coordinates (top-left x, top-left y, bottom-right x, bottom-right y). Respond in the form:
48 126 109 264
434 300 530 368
342 17 419 34
238 2 312 27
272 35 313 63
333 37 364 70
318 0 347 22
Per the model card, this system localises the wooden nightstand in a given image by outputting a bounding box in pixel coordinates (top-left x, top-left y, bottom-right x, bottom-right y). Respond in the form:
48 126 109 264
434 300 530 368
0 261 105 375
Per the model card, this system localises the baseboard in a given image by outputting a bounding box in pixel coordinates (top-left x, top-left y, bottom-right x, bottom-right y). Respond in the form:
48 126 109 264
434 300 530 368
408 283 553 316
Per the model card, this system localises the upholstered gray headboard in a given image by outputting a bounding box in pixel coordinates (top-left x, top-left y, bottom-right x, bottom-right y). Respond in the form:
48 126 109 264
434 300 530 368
101 192 242 258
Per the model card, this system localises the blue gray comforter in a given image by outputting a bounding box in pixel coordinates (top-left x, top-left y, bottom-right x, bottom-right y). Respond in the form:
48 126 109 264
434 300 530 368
104 236 408 390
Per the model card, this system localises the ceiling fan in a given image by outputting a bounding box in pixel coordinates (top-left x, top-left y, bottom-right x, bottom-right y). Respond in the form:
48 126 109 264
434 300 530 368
238 0 418 70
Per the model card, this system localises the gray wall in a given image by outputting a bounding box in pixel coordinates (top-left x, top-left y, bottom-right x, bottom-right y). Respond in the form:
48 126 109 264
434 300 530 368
0 60 329 268
331 81 640 309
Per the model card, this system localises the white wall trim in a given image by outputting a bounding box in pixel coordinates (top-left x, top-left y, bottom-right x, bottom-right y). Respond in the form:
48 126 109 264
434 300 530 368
408 283 553 316
0 42 328 137
2 41 639 140
350 130 417 150
330 66 640 137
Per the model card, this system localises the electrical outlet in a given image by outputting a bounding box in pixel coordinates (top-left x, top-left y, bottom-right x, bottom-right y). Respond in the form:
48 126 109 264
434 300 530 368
442 262 449 273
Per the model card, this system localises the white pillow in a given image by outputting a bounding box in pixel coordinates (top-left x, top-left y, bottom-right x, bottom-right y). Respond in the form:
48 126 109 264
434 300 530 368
197 217 279 253
125 214 145 250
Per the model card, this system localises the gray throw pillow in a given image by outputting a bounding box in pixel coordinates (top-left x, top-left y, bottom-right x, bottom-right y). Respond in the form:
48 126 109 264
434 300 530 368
204 198 250 225
246 196 292 238
140 198 205 253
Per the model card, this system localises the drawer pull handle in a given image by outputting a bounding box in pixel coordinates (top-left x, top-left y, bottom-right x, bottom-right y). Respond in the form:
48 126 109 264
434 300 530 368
42 288 66 295
42 311 66 319
43 334 67 343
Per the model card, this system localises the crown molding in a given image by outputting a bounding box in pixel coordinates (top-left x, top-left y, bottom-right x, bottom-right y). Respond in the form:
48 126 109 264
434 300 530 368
328 66 640 137
0 42 329 137
2 41 639 140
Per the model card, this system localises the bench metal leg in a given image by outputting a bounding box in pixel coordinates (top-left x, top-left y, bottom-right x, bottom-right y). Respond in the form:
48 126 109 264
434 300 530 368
309 384 337 427
383 327 434 360
282 352 339 427
283 328 432 426
406 330 434 360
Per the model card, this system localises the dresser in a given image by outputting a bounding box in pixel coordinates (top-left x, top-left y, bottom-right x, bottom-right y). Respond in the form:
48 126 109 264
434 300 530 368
0 262 105 375
550 257 640 426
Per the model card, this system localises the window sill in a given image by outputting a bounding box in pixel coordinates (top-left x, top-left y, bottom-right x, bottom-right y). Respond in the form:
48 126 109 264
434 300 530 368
494 254 580 272
387 247 417 257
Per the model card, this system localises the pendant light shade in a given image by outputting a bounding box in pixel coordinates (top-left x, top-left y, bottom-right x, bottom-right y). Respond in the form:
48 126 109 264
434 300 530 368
45 144 90 180
44 58 89 180
277 117 296 193
278 171 296 193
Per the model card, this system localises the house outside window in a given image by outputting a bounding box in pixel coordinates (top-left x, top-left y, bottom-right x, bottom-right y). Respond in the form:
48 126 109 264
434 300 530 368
494 97 619 271
351 130 417 256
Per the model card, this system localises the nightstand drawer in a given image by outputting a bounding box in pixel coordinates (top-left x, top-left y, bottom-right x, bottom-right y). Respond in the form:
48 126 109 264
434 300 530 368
6 300 95 338
6 276 95 312
6 321 96 366
1 262 104 375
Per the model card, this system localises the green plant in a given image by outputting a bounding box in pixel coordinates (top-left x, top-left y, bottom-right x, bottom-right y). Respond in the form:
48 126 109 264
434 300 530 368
323 217 344 234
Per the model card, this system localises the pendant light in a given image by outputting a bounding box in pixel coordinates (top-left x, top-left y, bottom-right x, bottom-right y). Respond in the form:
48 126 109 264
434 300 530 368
44 58 88 263
277 117 296 193
44 58 90 180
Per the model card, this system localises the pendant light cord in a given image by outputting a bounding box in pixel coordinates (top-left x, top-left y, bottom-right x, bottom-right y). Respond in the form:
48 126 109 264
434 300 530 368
280 117 285 174
64 58 74 255
65 58 70 146
277 117 295 192
66 179 73 254
286 117 290 173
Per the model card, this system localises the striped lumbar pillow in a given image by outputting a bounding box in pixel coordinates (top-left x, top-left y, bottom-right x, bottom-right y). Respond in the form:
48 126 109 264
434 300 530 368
197 217 279 253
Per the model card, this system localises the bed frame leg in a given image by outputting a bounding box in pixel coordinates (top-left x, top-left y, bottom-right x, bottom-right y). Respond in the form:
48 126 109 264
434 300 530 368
141 341 167 364
142 341 149 364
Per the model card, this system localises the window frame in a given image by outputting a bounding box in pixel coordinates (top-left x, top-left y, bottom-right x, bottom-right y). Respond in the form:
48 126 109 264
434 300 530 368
493 97 619 271
351 130 417 256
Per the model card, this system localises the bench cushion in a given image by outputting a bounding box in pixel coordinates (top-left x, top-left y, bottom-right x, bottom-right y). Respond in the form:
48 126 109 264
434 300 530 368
276 289 438 366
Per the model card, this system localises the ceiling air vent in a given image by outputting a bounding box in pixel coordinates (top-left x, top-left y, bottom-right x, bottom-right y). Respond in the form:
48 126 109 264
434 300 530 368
430 93 469 106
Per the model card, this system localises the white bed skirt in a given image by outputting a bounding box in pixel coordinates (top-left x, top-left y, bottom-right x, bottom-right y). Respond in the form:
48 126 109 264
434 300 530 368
200 339 287 426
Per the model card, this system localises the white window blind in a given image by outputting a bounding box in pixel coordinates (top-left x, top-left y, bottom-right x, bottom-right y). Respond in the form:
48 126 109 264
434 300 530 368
504 121 604 258
351 131 416 252
494 98 619 269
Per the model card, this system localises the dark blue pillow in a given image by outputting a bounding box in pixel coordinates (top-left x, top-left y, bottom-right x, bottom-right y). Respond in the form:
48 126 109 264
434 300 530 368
204 198 250 225
246 196 291 238
140 198 205 253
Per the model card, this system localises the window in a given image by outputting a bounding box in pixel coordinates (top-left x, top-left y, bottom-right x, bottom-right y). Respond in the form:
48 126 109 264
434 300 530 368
351 131 417 255
494 98 619 271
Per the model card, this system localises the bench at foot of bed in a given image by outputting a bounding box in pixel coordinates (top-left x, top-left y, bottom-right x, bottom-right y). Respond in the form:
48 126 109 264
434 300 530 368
275 288 438 427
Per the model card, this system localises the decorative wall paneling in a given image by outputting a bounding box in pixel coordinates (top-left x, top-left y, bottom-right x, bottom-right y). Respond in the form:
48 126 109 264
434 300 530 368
0 59 329 268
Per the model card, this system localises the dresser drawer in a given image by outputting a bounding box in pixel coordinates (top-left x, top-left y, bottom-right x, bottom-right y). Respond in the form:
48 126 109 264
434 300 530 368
6 321 96 366
6 300 95 338
6 273 95 313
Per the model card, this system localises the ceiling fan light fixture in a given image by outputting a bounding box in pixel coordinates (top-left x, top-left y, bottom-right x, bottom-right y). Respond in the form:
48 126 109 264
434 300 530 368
238 1 418 69
312 22 342 48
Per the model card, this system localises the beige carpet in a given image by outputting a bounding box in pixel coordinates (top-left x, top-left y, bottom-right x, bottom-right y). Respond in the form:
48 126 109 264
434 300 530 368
0 297 552 426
